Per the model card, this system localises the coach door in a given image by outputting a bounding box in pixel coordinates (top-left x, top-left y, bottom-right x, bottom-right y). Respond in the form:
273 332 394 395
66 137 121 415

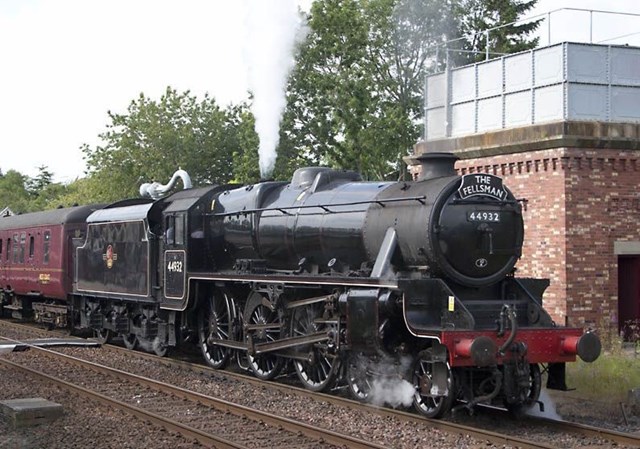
162 213 187 309
618 256 640 339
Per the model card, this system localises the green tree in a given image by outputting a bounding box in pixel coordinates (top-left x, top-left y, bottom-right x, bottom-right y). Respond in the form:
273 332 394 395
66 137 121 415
456 0 540 63
81 87 249 202
0 170 31 213
283 0 459 180
0 166 75 212
26 165 53 195
226 103 260 184
282 0 539 180
284 0 403 180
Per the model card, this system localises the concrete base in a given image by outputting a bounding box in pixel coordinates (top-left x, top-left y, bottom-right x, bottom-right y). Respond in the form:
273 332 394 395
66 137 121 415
0 398 63 428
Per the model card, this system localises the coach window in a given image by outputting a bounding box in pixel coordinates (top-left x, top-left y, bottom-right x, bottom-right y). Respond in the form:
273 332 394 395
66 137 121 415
12 234 18 263
29 235 35 259
19 232 26 263
0 238 3 260
43 231 51 264
6 238 10 262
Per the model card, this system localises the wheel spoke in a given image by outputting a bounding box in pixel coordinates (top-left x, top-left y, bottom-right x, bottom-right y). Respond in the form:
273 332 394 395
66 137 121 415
412 349 454 418
347 354 375 401
122 333 137 350
199 291 233 369
245 298 283 380
291 302 338 392
94 328 112 345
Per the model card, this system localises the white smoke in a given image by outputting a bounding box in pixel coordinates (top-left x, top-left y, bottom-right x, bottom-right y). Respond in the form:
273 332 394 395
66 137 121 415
370 378 416 408
367 354 416 408
526 389 563 420
244 0 308 178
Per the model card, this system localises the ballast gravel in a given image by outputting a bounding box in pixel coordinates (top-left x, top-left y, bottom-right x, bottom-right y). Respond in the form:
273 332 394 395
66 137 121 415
1 326 638 449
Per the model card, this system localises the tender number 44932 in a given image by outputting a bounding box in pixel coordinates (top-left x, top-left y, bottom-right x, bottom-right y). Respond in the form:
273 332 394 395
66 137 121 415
167 260 183 273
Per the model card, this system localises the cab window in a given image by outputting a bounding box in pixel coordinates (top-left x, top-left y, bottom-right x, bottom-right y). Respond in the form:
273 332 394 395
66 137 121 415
165 216 175 245
165 215 185 246
175 215 185 245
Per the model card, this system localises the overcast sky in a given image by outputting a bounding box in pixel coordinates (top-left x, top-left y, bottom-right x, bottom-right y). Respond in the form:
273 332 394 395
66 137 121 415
1 0 639 183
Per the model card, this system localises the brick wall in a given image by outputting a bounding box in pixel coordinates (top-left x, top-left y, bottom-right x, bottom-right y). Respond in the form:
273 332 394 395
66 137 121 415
454 148 640 327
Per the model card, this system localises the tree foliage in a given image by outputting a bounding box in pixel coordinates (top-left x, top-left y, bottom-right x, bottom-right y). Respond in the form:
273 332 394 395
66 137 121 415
284 0 420 181
0 166 73 213
282 0 538 180
2 1 541 212
81 87 257 202
455 0 540 64
0 170 31 213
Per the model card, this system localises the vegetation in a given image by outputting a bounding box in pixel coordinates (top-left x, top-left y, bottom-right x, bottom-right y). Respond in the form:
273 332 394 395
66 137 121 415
455 0 541 64
283 0 539 180
567 355 640 403
0 0 540 211
0 166 76 213
77 87 258 203
566 321 640 403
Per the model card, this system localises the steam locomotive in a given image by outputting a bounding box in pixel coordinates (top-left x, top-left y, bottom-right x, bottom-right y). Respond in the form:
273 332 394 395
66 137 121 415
0 152 600 418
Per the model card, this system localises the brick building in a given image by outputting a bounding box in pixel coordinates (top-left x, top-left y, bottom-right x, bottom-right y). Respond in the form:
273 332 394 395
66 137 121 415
412 43 640 331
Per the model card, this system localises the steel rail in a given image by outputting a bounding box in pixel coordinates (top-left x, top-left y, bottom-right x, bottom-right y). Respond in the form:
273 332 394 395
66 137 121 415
530 415 640 447
101 345 557 449
3 320 639 447
1 345 387 449
107 344 640 449
0 357 245 449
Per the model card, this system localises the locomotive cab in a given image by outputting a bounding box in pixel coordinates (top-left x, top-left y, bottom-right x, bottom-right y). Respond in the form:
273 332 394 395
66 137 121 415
158 186 227 310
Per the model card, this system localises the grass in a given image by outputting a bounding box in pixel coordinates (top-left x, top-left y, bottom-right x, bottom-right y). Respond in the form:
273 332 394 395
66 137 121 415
565 321 640 403
566 353 640 402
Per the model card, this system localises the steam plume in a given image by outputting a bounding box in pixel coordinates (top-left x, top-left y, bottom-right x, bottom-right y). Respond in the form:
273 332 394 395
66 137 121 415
245 0 307 178
526 389 562 420
366 354 416 408
370 378 415 408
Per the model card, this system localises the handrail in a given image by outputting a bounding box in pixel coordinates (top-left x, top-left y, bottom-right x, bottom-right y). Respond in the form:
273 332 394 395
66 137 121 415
425 7 640 62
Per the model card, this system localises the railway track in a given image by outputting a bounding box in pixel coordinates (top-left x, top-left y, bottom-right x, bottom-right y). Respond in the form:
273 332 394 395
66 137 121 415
110 344 640 448
0 345 383 449
2 320 638 448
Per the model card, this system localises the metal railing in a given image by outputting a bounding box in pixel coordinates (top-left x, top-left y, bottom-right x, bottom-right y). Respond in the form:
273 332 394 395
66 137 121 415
429 7 640 64
544 8 640 47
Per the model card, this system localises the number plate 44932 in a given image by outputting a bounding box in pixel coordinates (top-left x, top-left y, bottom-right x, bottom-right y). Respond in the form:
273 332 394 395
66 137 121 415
467 211 501 222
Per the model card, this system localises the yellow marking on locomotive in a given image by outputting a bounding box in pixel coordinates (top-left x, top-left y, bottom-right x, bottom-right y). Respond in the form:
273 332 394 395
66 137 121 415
448 296 455 312
38 273 51 284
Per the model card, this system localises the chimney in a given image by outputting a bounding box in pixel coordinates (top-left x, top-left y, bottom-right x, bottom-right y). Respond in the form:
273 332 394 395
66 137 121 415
413 152 459 181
